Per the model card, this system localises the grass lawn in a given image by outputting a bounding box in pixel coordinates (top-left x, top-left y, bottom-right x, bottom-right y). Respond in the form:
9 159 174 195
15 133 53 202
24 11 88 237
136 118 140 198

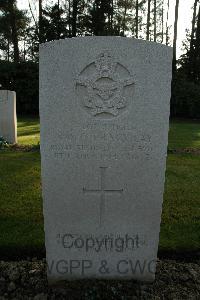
161 154 200 251
17 117 40 145
169 119 200 149
0 151 44 258
0 117 199 258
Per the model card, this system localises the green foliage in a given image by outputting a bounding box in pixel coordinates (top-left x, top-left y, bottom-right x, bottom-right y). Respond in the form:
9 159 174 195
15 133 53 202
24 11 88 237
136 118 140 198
0 136 9 149
0 0 30 61
41 4 69 42
173 4 200 118
88 0 114 35
171 75 200 118
0 60 38 114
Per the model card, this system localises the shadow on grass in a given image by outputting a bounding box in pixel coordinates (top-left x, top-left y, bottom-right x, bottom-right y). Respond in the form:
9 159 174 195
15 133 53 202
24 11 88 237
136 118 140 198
18 121 39 127
160 222 200 253
169 120 200 149
0 216 44 256
18 129 40 137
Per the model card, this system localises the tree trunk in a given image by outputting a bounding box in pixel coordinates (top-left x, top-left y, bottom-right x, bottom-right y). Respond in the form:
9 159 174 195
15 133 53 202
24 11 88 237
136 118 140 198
23 39 26 61
122 0 128 36
165 0 170 45
146 0 151 40
172 0 179 75
72 0 78 37
9 0 19 62
28 0 38 34
57 0 61 39
108 0 114 34
154 0 156 42
193 5 200 81
188 0 199 79
111 0 114 31
135 0 139 38
161 2 164 43
190 0 199 52
7 39 10 62
68 0 72 37
39 0 43 43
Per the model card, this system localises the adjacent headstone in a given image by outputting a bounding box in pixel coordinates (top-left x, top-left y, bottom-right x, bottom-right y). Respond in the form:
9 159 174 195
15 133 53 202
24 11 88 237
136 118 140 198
40 37 172 284
0 90 17 144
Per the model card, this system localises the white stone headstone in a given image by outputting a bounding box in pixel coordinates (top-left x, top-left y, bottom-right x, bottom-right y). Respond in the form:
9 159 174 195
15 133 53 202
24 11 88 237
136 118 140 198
0 90 17 144
40 37 172 284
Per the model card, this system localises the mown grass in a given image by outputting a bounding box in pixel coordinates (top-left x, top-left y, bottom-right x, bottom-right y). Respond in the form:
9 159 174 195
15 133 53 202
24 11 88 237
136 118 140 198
0 151 44 258
17 117 40 146
161 154 200 251
0 117 199 258
169 119 200 149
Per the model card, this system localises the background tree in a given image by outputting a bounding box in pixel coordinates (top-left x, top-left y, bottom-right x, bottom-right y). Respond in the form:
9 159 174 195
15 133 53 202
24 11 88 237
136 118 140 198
171 1 200 118
153 0 156 41
72 0 79 36
0 10 12 61
135 0 139 37
165 0 170 45
88 0 113 35
0 0 29 62
131 0 146 38
172 0 180 75
146 0 151 40
194 4 200 82
188 0 199 80
41 3 68 41
0 0 199 118
39 0 43 42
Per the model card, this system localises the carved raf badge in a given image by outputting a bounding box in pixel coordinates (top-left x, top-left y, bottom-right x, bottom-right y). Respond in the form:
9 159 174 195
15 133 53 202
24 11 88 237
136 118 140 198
76 50 135 118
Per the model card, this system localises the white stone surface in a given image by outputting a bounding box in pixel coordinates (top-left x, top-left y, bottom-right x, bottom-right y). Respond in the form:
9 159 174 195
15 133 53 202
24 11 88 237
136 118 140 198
40 37 172 283
0 90 17 144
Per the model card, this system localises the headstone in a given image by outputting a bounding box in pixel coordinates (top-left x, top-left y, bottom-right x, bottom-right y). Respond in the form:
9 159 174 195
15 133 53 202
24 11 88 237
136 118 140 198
0 90 17 144
40 37 172 284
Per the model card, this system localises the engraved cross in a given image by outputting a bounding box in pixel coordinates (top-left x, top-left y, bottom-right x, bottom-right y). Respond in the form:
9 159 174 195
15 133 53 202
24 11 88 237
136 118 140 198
83 167 123 227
